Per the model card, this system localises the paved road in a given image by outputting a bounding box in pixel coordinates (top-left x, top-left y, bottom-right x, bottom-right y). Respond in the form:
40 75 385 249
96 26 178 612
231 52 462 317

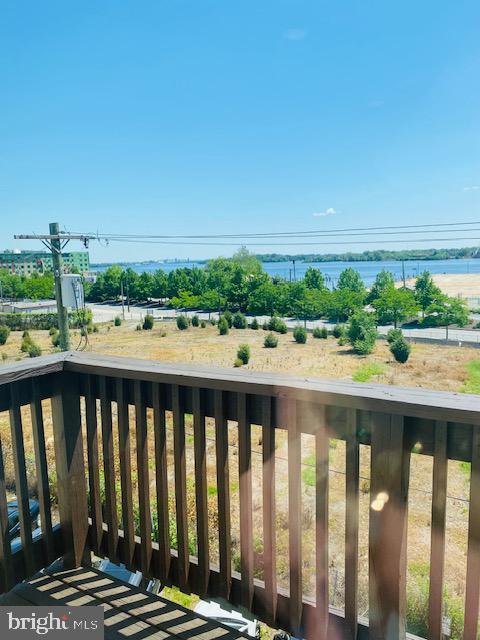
88 303 480 346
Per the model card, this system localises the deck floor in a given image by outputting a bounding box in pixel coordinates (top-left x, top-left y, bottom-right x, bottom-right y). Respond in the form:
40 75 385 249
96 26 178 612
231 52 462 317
0 565 249 640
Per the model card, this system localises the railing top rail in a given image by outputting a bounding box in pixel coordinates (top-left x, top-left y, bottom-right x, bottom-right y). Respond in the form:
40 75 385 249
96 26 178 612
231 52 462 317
1 351 479 424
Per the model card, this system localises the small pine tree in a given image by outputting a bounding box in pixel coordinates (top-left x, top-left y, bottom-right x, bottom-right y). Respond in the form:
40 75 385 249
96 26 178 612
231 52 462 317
233 312 247 329
223 310 233 328
250 318 259 330
114 316 122 326
218 317 229 335
176 315 189 330
200 320 206 328
264 333 278 348
48 326 57 336
0 325 10 345
21 336 33 352
268 317 288 334
233 358 244 368
143 314 154 330
293 326 307 344
51 332 60 347
28 342 42 358
387 328 403 344
333 324 346 339
390 337 411 363
237 344 250 364
191 314 200 327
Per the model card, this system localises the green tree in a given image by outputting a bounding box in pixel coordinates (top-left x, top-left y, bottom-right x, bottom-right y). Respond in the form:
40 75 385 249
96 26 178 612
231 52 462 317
426 296 470 339
414 272 442 318
367 269 395 303
347 310 377 355
304 267 326 290
337 268 366 296
325 289 364 322
373 288 419 327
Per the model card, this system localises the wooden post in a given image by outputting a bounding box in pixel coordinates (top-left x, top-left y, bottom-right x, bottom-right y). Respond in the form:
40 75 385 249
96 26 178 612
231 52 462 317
369 412 410 640
51 372 89 569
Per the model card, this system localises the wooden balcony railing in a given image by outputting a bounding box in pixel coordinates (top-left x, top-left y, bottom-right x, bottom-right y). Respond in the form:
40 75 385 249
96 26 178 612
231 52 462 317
0 351 479 639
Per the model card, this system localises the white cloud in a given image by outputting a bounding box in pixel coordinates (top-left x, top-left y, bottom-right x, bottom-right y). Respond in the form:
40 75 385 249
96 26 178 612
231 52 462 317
284 28 306 41
464 185 480 191
313 207 336 217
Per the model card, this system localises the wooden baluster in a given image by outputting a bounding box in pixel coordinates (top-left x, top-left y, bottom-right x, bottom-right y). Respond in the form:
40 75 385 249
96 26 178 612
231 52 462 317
238 393 253 609
172 384 189 588
193 387 209 595
116 378 135 569
345 408 360 638
428 420 447 640
153 383 170 582
51 372 89 569
315 406 329 639
9 384 35 577
262 396 277 624
0 433 13 592
369 412 410 640
30 383 55 564
134 380 152 576
464 424 480 640
99 376 118 561
85 375 102 554
288 399 302 636
215 389 231 598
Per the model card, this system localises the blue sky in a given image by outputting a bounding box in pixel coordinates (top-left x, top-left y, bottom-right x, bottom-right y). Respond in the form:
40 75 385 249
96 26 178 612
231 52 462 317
1 1 480 262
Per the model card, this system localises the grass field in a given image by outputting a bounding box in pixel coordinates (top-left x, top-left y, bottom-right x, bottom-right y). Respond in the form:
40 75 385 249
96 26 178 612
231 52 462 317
0 320 479 637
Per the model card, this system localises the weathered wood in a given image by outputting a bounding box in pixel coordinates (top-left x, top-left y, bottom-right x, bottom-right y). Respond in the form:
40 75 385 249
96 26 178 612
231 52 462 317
116 378 135 569
9 384 35 577
84 375 103 553
152 383 170 581
369 412 410 640
134 380 152 575
51 372 89 568
0 433 13 592
99 376 118 561
238 393 254 610
287 399 302 636
464 424 480 640
172 384 189 588
215 389 231 598
428 420 448 640
315 406 329 639
345 408 360 639
63 351 480 425
192 386 209 595
30 384 54 563
262 396 277 624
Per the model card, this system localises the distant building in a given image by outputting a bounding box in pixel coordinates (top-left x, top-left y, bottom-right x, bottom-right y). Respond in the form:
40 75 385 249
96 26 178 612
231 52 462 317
0 250 90 275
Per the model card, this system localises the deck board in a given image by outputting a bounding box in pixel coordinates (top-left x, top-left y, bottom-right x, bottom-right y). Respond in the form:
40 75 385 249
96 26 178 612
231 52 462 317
0 566 248 640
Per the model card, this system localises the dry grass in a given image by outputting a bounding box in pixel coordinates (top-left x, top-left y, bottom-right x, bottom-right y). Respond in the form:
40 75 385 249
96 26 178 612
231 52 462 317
0 320 478 636
403 272 480 298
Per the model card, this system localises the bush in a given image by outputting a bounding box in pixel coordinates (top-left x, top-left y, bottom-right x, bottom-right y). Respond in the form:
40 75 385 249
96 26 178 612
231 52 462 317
1 352 7 362
386 327 403 344
22 330 30 339
136 324 142 331
293 326 307 344
0 311 92 331
390 337 411 363
51 332 60 347
262 321 269 330
143 314 154 330
114 316 122 326
210 318 217 326
250 318 259 330
233 358 244 368
268 316 288 334
223 310 233 328
176 315 189 330
48 326 57 336
191 314 199 327
348 311 377 355
27 342 42 358
237 344 250 364
218 317 229 335
333 324 346 339
21 336 33 352
200 320 206 328
337 336 348 346
233 312 247 329
264 333 278 348
0 325 10 345
317 327 328 339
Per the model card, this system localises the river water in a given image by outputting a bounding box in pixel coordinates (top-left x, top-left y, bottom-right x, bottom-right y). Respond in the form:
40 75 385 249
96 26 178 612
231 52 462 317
92 258 480 287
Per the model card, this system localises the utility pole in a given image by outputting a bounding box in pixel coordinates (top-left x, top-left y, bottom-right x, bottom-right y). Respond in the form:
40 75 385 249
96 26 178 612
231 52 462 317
402 260 406 288
120 277 125 320
14 223 95 351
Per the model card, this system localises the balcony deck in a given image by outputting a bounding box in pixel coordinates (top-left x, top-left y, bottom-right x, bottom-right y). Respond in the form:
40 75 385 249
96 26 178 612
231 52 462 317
0 350 479 639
